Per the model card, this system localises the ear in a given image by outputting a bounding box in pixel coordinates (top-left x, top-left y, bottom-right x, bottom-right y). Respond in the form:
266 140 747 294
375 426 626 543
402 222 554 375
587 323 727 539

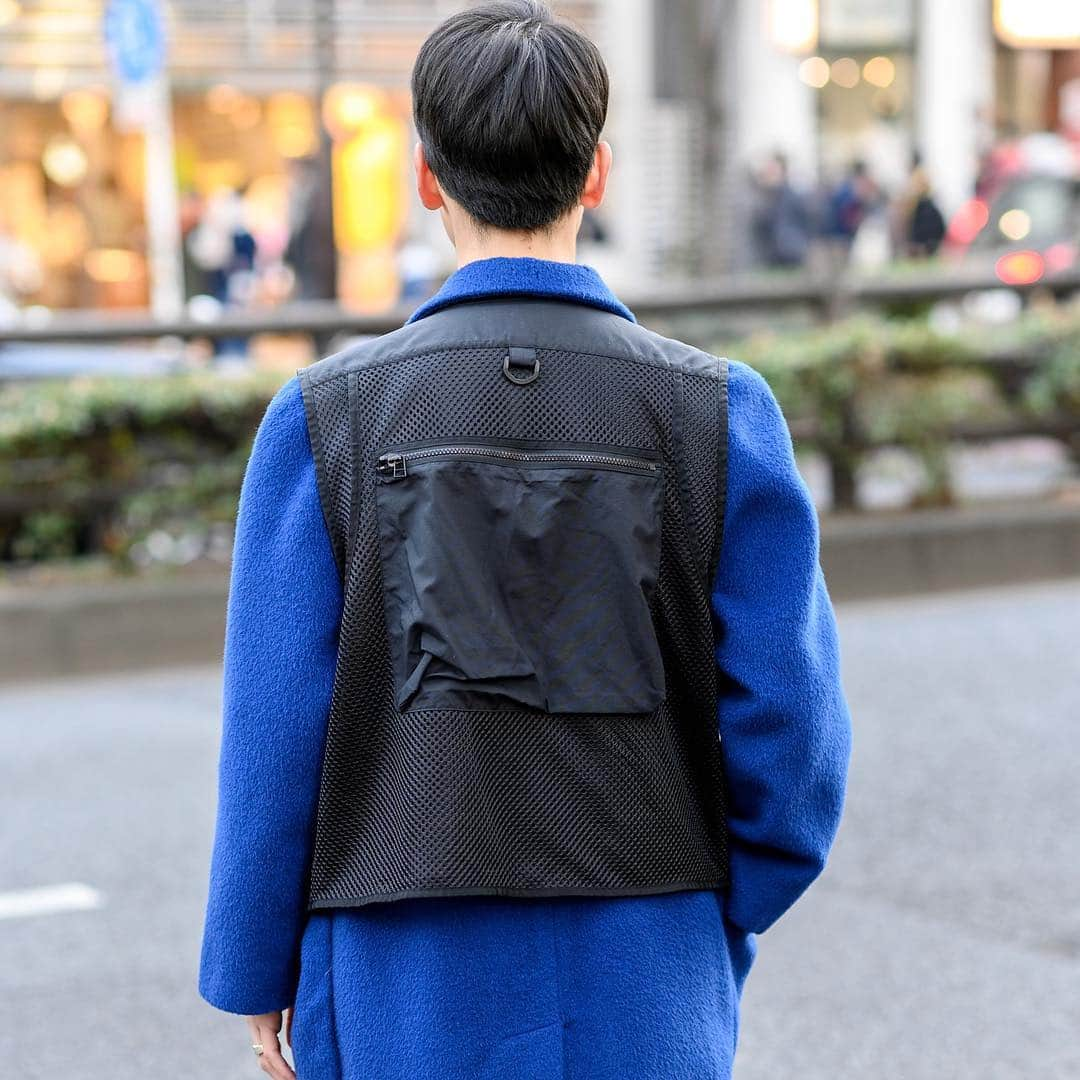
580 141 613 210
414 142 445 212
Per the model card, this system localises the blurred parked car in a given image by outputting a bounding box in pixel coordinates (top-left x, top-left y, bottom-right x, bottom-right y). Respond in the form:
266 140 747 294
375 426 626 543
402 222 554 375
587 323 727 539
946 133 1080 286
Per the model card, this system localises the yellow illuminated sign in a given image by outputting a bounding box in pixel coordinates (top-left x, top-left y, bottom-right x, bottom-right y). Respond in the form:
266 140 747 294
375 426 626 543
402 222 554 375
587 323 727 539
332 113 407 253
767 0 818 53
994 0 1080 48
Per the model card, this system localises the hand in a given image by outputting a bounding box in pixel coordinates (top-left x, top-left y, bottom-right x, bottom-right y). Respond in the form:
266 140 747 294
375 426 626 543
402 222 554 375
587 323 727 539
244 1011 296 1080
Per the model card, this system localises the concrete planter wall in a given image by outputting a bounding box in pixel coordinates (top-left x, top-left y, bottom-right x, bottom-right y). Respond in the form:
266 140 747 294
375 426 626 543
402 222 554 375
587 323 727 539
3 504 1079 683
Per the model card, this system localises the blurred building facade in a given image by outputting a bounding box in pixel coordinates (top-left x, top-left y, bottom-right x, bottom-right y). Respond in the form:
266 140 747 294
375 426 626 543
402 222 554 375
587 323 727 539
0 0 1077 312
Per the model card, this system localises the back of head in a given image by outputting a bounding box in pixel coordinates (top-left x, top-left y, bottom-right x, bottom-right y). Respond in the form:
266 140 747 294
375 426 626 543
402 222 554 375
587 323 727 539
411 0 609 232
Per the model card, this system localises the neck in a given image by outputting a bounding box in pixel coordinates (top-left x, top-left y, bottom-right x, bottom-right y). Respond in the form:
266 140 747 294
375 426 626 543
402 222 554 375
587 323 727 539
451 219 580 269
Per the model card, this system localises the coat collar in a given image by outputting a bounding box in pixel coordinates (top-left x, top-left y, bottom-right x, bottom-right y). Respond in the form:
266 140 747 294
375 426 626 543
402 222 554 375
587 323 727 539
407 256 636 325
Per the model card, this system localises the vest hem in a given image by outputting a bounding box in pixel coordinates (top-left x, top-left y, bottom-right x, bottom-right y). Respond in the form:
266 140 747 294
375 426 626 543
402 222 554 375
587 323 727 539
307 879 730 909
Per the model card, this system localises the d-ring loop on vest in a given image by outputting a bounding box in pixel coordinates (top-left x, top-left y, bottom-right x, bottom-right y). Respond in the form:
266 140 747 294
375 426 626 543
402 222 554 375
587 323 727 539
503 346 540 385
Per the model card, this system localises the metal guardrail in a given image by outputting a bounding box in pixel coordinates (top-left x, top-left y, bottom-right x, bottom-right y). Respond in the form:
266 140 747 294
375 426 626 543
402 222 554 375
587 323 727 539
1 267 1078 348
633 266 1080 320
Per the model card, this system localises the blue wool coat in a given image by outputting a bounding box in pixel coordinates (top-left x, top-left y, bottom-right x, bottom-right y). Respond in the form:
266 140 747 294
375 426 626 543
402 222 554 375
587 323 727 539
199 258 852 1079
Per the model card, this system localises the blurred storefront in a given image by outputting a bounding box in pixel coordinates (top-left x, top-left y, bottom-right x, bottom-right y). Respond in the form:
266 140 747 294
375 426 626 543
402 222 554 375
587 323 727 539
735 0 1077 206
0 1 600 313
588 0 1078 282
804 1 918 190
0 0 1076 313
0 89 147 309
994 1 1080 138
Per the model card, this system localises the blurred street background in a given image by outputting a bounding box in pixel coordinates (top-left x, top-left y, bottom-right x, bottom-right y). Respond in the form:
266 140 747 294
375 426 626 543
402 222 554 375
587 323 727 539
1 1 1079 1077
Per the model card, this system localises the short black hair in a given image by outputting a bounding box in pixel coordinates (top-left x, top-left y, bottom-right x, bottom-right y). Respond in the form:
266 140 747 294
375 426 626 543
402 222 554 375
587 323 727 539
411 0 609 232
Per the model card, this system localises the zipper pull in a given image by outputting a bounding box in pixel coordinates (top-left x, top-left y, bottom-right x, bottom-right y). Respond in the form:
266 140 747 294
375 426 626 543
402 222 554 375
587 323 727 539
376 452 408 480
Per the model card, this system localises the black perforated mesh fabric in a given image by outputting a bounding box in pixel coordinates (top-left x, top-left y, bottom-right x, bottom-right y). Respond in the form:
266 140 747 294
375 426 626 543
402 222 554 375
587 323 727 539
304 373 352 573
299 324 729 907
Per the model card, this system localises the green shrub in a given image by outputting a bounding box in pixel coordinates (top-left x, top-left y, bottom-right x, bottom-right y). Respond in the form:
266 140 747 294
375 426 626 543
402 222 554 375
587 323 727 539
0 370 284 569
718 304 1080 507
3 303 1079 568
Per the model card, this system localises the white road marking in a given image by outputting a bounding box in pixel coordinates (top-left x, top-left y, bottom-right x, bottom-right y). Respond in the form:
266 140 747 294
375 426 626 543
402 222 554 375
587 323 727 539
0 883 105 921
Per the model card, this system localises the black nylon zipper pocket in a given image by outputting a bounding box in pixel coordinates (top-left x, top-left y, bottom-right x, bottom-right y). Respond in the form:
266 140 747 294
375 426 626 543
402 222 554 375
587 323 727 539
376 442 660 481
372 435 667 715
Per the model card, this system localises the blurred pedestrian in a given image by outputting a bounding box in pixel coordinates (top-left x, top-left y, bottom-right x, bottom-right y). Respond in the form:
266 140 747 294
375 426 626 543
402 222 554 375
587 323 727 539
188 188 257 306
823 159 883 267
284 156 324 301
751 151 812 269
198 4 851 1079
894 154 946 259
396 236 441 303
0 222 42 323
179 191 209 301
187 188 257 358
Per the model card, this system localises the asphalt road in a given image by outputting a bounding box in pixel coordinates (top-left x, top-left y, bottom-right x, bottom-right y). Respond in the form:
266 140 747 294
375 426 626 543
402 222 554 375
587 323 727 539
1 580 1078 1079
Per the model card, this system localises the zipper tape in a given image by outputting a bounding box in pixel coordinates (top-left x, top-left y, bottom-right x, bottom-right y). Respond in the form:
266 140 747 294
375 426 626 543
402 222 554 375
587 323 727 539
375 444 660 480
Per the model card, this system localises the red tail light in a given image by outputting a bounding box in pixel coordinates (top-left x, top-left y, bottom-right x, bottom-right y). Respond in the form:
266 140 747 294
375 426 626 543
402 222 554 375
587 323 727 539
995 250 1045 285
947 199 989 246
1043 242 1077 274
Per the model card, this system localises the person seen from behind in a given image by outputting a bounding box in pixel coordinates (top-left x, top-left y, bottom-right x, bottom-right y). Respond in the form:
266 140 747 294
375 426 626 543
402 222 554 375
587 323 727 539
895 152 947 258
198 4 853 1077
752 150 812 269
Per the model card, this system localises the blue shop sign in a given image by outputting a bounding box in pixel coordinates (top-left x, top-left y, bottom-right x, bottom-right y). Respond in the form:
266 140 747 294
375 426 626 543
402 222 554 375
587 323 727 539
104 0 167 84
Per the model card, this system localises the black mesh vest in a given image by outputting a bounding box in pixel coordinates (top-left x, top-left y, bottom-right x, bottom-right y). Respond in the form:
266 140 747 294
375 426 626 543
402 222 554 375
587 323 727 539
297 298 730 908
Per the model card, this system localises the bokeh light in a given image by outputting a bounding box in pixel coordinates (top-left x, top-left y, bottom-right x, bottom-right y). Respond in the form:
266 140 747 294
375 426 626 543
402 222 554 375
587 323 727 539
323 84 386 139
998 208 1032 241
1043 242 1077 273
798 56 830 89
995 249 1044 285
60 88 109 135
266 92 318 158
84 248 143 284
767 0 818 53
994 0 1080 47
862 56 895 88
830 58 860 89
947 198 990 245
206 84 243 115
41 135 88 187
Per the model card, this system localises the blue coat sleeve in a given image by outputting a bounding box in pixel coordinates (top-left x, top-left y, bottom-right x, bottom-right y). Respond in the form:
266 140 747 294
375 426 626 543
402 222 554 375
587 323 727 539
712 360 852 935
198 374 343 1016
